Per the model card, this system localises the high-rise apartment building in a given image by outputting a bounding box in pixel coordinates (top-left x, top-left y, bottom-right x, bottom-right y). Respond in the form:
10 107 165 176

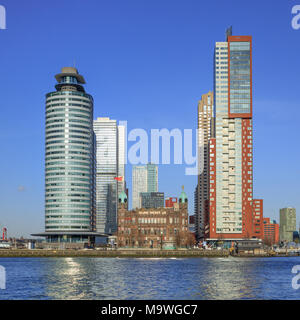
195 92 214 240
93 117 125 234
36 67 97 244
209 30 253 239
132 163 158 209
279 207 296 242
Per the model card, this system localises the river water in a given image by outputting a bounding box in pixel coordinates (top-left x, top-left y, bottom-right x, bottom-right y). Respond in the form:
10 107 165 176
0 256 299 300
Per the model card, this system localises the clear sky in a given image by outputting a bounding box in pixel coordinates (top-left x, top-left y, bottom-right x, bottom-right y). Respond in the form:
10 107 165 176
0 0 299 237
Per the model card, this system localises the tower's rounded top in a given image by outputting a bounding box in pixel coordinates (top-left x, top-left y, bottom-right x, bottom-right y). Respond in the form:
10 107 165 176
55 66 85 84
118 191 128 203
61 67 78 74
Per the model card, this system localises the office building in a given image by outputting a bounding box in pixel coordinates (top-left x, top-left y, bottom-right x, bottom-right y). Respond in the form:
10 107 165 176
132 165 148 209
279 207 296 242
147 163 158 192
140 192 164 209
33 67 99 246
195 92 214 240
93 117 126 234
132 163 158 209
209 30 254 240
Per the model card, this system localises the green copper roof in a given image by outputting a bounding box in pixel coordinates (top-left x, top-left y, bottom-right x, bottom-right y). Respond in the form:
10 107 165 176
179 186 188 202
118 191 128 203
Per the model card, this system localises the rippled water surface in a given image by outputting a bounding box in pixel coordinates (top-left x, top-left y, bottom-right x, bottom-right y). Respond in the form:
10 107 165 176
0 257 299 299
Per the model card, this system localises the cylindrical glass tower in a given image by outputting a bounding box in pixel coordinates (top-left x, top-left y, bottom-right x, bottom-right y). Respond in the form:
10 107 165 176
45 67 94 243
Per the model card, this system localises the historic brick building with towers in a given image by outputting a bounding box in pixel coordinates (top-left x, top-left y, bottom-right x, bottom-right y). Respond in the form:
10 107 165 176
117 188 190 249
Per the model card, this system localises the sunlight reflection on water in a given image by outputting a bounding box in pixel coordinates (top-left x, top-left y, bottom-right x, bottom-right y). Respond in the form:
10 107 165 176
0 257 299 300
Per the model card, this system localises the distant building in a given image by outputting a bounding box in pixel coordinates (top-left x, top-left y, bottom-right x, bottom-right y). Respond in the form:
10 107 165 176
280 208 296 242
195 91 214 240
252 199 264 240
132 165 148 209
140 192 164 209
293 231 299 242
263 218 279 245
165 197 178 208
147 163 158 192
117 188 189 249
132 163 158 209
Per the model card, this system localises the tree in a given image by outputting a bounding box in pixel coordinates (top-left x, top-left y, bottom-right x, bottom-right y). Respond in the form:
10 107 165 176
187 232 196 248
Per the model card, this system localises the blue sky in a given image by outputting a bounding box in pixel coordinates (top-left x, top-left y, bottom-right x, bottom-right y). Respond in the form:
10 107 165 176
0 0 299 237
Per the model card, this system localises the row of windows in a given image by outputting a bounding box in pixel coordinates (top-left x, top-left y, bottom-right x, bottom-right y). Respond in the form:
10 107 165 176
46 226 90 229
46 199 90 203
46 182 90 187
46 214 90 218
46 220 90 225
46 150 90 156
46 119 91 126
46 91 93 100
46 124 90 130
46 113 90 120
46 177 90 183
46 166 90 172
46 188 90 192
46 129 90 136
46 108 91 116
46 156 90 162
46 145 90 151
46 172 90 177
46 103 91 109
45 204 90 208
47 97 91 103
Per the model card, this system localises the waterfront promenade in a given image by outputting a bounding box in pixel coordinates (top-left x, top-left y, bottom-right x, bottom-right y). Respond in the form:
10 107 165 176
0 249 295 258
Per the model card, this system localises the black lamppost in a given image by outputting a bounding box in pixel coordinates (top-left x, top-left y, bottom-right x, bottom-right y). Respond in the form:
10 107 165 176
160 231 163 250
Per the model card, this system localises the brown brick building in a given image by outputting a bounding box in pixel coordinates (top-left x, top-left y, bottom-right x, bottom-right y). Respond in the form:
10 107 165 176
117 188 191 249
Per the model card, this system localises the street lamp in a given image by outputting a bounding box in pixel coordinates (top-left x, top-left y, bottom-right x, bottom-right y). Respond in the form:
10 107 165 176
160 231 163 250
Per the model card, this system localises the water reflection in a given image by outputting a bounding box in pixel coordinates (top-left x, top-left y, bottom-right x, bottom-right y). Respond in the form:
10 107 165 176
0 257 299 299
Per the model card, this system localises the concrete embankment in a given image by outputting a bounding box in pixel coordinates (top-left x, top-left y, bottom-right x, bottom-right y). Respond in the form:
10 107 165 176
0 249 229 258
0 249 296 258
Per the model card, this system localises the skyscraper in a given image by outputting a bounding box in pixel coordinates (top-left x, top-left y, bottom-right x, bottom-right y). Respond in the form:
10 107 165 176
37 67 97 244
195 92 214 240
93 117 125 234
279 207 296 242
147 163 158 192
209 30 253 239
132 163 158 209
132 165 148 209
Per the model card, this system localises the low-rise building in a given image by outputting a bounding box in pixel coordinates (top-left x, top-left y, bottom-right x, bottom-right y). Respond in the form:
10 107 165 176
117 188 189 249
